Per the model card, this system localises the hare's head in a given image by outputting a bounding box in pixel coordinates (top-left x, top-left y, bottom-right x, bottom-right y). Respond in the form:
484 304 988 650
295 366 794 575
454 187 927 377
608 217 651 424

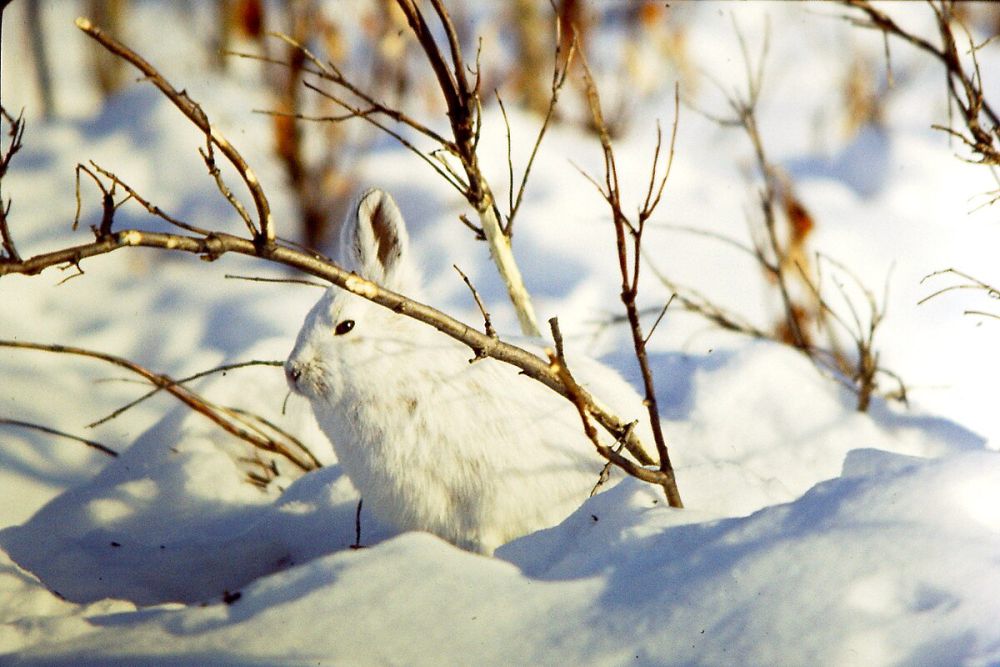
285 188 422 400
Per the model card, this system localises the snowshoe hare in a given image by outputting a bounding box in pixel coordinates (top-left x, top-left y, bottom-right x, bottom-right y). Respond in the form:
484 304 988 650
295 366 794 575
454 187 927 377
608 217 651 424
285 189 650 554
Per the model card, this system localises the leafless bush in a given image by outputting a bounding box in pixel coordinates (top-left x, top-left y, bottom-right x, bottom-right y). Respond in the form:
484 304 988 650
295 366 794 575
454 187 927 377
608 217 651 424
0 14 682 505
1 100 316 481
643 21 905 412
232 0 563 336
841 0 1000 172
570 52 683 506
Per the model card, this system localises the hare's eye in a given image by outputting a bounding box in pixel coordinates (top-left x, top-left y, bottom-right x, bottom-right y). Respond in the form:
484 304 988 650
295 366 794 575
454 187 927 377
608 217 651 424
334 320 355 336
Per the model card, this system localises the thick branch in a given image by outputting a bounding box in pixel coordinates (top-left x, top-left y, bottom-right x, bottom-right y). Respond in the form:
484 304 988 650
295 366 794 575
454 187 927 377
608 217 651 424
0 228 653 466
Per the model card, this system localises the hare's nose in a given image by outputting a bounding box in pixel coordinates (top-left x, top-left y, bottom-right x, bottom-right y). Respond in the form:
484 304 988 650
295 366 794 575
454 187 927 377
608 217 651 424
285 363 303 389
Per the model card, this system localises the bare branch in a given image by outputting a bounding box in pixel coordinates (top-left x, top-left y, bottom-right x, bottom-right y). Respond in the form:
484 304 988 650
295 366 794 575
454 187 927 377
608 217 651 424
75 17 275 243
640 85 681 225
709 20 809 351
794 254 897 411
578 50 682 508
74 163 111 233
643 294 676 347
256 30 452 147
300 80 467 195
497 92 516 220
0 107 25 262
224 274 327 288
457 213 486 240
548 318 667 488
1 339 318 472
964 309 1000 321
651 222 761 261
0 226 654 466
262 4 545 334
840 1 1000 166
642 255 772 339
919 267 1000 305
88 162 209 235
198 140 256 237
395 0 468 147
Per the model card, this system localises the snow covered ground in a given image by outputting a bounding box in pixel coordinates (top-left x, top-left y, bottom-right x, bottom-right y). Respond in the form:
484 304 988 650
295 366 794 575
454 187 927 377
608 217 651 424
3 2 1000 664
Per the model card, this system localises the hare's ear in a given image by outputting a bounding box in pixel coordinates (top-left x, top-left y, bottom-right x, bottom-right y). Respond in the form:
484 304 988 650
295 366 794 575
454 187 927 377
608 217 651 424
340 188 410 289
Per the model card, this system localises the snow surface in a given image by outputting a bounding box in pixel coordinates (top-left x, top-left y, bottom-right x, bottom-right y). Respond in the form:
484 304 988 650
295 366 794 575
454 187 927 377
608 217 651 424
3 1 1000 665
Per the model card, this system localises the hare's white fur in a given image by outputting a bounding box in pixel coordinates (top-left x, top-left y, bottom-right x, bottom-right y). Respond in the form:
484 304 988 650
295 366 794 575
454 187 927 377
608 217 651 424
286 189 650 554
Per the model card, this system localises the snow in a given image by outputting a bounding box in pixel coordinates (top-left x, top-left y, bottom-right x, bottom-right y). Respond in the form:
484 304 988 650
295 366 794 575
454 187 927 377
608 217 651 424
3 1 1000 665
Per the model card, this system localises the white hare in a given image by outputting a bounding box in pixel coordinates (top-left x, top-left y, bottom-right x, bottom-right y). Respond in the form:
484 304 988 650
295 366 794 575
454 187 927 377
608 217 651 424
285 189 651 554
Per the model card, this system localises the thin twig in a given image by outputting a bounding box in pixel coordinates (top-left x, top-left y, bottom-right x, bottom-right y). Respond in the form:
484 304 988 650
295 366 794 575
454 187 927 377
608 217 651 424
964 309 1000 321
224 274 328 288
919 267 1000 305
643 294 676 347
89 162 210 235
548 318 665 487
457 213 486 240
1 340 318 471
300 80 467 196
74 163 111 233
87 360 284 428
0 417 118 457
199 139 255 237
497 92 516 220
651 222 761 261
505 23 577 236
75 18 275 243
0 107 25 262
453 264 497 343
578 51 683 508
260 32 452 146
